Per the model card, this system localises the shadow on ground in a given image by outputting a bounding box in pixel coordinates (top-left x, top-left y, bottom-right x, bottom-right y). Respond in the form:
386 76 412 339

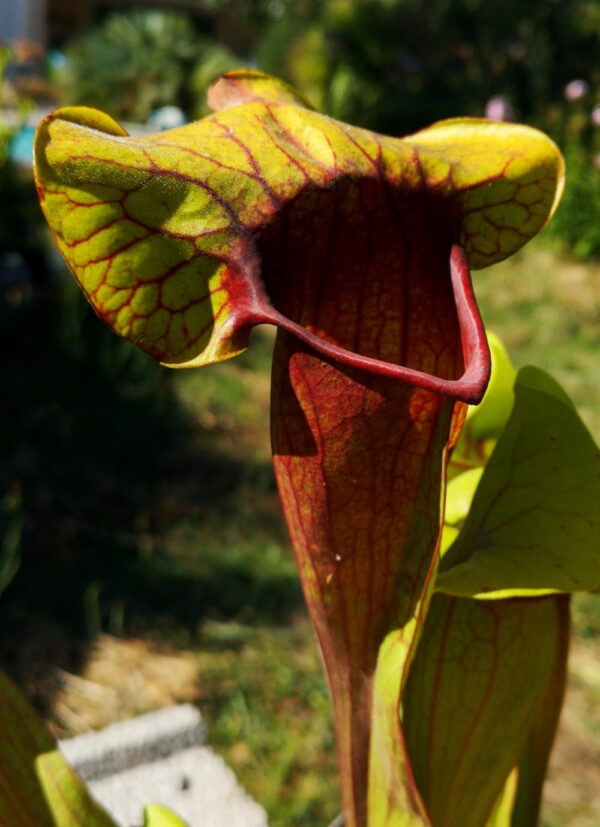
0 267 301 715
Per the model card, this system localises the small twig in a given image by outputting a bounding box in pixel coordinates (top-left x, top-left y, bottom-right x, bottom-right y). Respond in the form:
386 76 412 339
327 816 345 827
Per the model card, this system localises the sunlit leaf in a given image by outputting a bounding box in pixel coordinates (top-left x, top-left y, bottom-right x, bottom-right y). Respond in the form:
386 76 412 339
485 768 518 827
464 331 517 442
444 467 484 526
403 594 567 827
440 523 460 556
368 624 433 826
143 803 189 827
207 68 315 111
436 367 600 598
0 669 118 827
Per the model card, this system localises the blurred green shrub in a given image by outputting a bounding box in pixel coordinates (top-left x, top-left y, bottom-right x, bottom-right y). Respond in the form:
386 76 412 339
542 89 600 261
546 146 600 260
256 0 600 135
254 0 600 260
60 10 241 123
0 274 182 628
60 10 198 121
0 40 23 590
0 47 34 167
52 1 600 253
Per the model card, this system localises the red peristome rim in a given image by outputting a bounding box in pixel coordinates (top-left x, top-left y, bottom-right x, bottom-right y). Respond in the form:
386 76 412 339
243 244 490 405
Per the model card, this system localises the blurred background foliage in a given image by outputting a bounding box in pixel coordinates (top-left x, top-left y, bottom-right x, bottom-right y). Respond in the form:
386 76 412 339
1 2 599 824
56 0 600 135
59 10 242 122
51 0 600 260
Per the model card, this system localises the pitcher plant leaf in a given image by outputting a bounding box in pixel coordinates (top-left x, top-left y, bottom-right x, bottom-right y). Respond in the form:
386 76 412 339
436 367 600 599
0 669 118 827
403 594 568 827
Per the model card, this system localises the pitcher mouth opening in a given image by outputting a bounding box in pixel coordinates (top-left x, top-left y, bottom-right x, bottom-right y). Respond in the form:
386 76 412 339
244 244 490 405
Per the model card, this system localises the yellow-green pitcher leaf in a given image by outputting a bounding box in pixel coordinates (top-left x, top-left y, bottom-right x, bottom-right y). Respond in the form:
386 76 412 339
436 367 600 599
207 69 315 111
403 594 565 827
0 669 118 827
464 331 517 442
143 803 190 827
450 331 517 475
368 627 433 827
405 119 565 269
444 467 485 527
485 768 519 827
34 75 563 406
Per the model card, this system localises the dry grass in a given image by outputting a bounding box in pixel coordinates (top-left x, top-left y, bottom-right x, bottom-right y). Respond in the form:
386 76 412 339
49 635 201 735
543 635 600 826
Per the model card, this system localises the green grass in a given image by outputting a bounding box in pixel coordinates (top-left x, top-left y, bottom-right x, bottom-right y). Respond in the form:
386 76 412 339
474 233 600 439
198 621 338 826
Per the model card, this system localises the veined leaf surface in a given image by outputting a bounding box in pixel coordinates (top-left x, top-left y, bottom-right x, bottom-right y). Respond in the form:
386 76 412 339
34 73 563 406
436 367 600 599
403 594 569 827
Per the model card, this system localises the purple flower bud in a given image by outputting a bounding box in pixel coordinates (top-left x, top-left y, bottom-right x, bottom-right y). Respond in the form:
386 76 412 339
564 80 589 101
591 105 600 127
485 96 514 122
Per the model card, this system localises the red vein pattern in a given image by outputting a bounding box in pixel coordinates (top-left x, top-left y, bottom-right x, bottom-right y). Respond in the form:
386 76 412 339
403 594 570 827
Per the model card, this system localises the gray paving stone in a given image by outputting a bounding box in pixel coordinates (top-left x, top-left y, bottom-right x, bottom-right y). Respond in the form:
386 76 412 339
60 704 269 827
86 746 269 827
60 704 206 782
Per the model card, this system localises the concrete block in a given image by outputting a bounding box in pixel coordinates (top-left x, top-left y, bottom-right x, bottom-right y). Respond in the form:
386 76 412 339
60 704 269 827
86 746 269 827
60 704 206 782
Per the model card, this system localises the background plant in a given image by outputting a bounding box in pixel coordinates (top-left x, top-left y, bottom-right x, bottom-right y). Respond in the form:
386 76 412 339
59 10 240 123
50 1 600 261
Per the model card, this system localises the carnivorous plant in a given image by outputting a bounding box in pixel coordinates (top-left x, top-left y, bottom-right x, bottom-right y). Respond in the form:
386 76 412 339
6 71 596 827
